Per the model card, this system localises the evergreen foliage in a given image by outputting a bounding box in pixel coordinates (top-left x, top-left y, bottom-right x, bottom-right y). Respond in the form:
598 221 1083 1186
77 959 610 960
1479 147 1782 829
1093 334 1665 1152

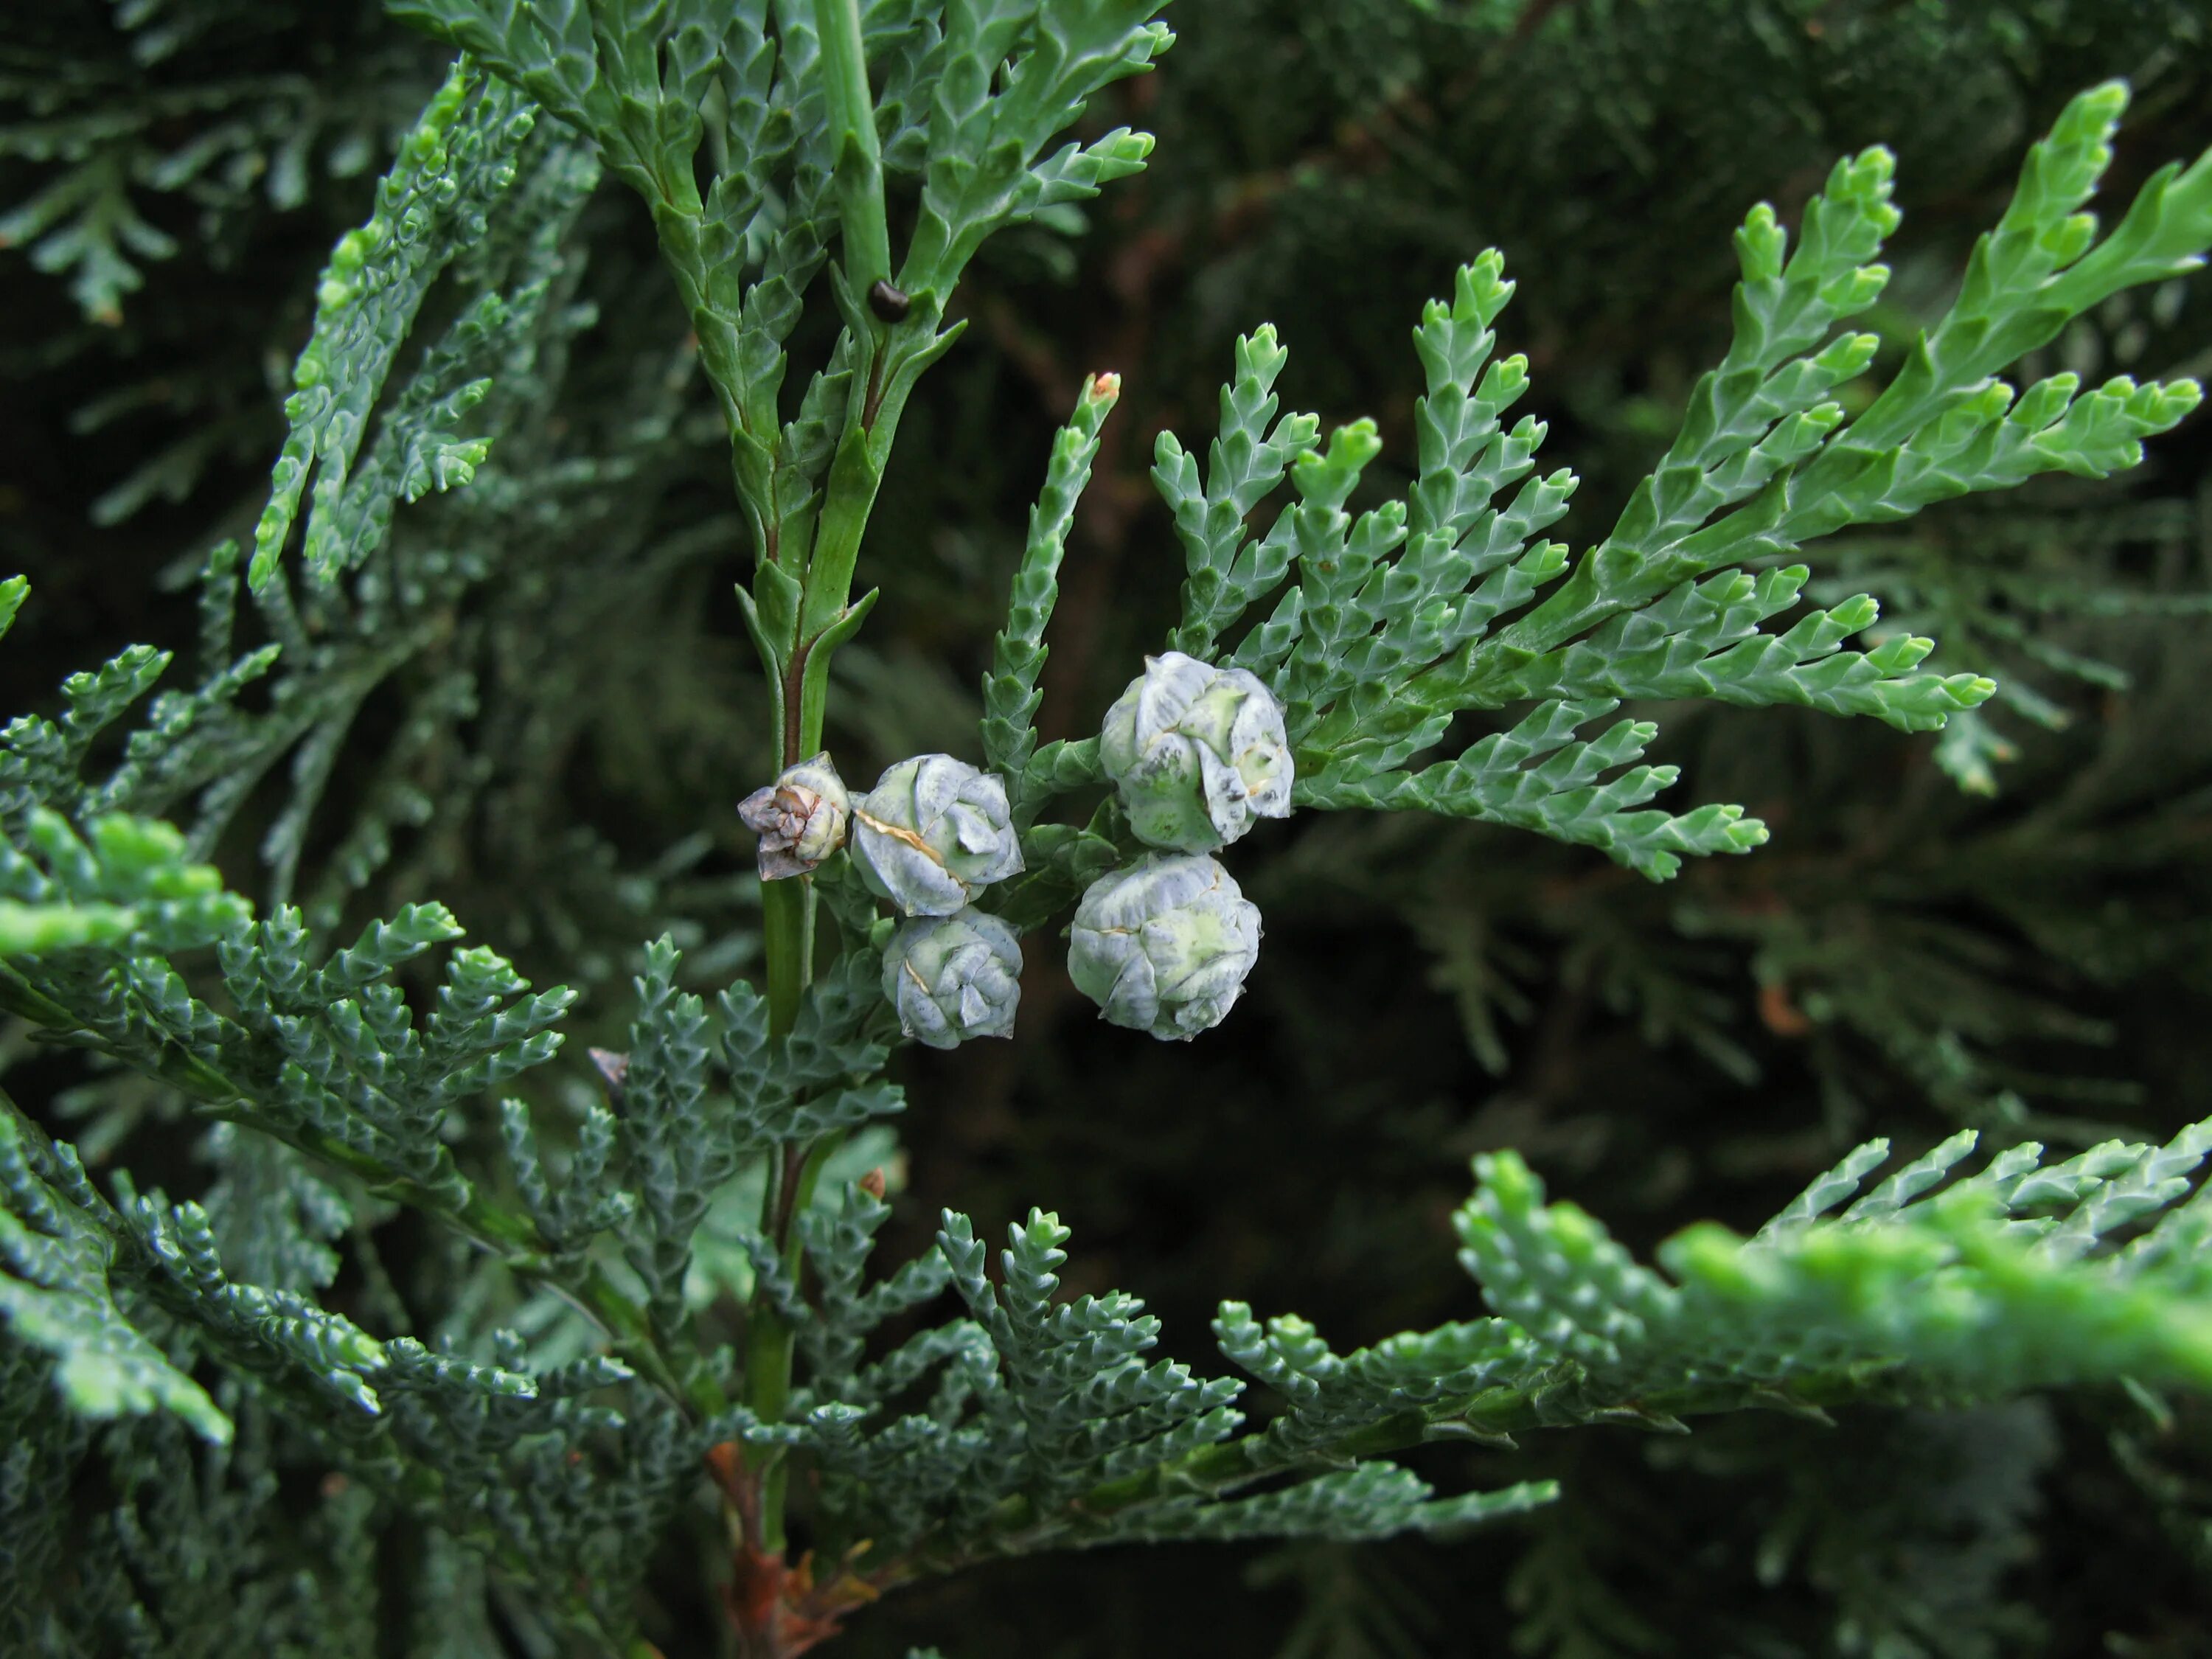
6 1 2212 1654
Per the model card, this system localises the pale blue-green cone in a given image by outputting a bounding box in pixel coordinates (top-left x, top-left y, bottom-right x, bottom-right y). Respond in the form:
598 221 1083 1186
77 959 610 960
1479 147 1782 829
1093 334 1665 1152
882 909 1023 1049
1067 853 1262 1040
1099 651 1293 852
851 754 1024 917
737 751 849 880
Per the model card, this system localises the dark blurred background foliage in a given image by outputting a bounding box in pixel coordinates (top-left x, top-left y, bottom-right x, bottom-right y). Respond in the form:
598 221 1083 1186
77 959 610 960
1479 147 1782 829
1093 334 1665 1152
8 0 2212 1652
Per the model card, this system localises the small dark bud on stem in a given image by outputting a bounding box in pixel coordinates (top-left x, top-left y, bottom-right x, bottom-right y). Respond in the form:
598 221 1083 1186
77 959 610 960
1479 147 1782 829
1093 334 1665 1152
868 279 911 322
589 1047 630 1096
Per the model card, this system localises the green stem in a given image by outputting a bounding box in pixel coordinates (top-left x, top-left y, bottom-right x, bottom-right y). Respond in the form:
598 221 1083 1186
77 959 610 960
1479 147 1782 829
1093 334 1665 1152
695 13 951 1555
735 250 927 1577
781 1137 843 1264
759 877 815 1034
746 871 814 1553
813 0 890 297
745 1130 846 1551
742 1293 800 1549
800 427 883 644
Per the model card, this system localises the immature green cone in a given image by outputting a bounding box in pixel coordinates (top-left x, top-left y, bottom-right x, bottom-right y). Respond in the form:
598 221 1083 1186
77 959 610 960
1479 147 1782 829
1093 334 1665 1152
1067 853 1262 1040
882 909 1023 1049
737 751 849 880
851 754 1024 917
1100 651 1293 852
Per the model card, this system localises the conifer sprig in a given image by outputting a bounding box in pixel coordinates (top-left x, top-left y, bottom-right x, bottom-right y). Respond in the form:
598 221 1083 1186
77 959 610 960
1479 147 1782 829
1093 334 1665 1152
1053 80 2212 878
4 9 2212 1653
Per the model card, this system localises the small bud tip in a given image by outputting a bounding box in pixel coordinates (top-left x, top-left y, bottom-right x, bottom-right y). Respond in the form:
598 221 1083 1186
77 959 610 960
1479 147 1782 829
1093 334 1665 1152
589 1047 630 1093
869 279 912 322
